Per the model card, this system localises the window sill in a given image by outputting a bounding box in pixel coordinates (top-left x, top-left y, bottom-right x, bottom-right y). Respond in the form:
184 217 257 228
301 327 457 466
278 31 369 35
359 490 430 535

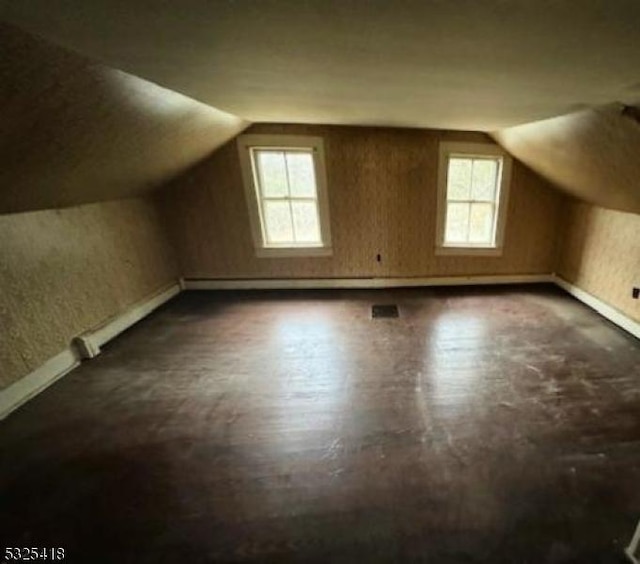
435 246 504 257
255 246 333 258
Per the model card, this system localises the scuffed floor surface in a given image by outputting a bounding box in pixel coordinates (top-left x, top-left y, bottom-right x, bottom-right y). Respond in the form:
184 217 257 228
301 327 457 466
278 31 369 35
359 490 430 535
1 285 640 563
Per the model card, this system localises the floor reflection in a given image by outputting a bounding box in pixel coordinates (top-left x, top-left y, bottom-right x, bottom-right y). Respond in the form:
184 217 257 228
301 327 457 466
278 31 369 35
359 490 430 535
426 310 488 416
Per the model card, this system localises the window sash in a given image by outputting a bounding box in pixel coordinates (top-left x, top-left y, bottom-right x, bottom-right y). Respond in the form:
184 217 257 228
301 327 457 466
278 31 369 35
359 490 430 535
444 155 500 246
262 196 316 202
444 201 497 245
252 149 323 247
262 200 322 246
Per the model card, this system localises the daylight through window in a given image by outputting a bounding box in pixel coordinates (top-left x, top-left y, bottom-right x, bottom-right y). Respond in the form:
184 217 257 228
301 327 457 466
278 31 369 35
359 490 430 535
444 155 502 246
238 135 332 258
436 142 512 255
252 149 322 246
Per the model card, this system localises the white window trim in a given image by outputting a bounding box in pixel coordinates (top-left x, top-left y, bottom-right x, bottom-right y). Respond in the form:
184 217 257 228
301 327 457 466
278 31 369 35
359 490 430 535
435 141 512 257
237 134 332 258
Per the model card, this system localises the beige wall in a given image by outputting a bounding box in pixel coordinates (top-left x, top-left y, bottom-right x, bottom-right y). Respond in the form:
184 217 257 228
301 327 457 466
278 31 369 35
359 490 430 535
493 105 640 214
0 197 178 388
0 23 245 214
159 124 563 280
556 201 640 323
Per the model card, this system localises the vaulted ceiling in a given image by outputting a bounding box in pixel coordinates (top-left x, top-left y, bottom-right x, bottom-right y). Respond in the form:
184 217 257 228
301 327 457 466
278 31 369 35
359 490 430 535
1 1 640 214
493 105 640 214
2 0 640 131
0 23 246 214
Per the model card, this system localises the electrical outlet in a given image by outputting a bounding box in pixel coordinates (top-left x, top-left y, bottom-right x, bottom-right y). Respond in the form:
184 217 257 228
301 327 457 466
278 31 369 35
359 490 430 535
633 287 640 299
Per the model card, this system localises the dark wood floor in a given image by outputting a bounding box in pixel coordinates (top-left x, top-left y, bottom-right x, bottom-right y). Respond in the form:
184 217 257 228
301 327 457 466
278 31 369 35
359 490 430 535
2 285 640 563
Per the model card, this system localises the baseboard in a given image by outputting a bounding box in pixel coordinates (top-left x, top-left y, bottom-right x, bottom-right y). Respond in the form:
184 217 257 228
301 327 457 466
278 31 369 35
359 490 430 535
185 274 638 340
625 518 640 563
184 274 553 290
0 348 80 420
74 282 181 358
553 275 640 340
0 282 182 419
5 275 633 420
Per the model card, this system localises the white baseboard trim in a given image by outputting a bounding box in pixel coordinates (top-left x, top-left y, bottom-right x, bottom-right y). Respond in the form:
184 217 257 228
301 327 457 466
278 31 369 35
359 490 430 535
0 348 80 420
184 274 553 290
553 275 640 340
1 281 182 418
74 282 181 359
4 274 634 420
626 518 640 563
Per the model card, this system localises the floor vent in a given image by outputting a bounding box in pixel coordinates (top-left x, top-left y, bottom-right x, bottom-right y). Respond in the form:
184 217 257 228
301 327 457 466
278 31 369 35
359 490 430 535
372 304 399 319
626 518 640 563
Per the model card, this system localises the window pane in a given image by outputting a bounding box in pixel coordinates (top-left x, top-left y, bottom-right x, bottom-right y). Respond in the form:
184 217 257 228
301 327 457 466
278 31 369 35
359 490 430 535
471 159 498 201
292 201 321 243
469 203 495 244
447 158 472 200
264 201 293 243
445 202 470 243
256 151 288 198
286 152 317 198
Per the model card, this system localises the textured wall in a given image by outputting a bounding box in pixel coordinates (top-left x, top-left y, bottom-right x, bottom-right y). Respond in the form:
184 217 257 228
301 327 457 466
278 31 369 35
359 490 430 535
556 201 640 323
0 23 246 214
493 105 640 214
159 124 563 279
0 197 178 388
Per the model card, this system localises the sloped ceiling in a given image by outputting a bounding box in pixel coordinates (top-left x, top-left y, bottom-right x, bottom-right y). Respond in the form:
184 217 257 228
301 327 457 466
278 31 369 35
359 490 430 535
2 1 640 131
0 23 247 214
493 105 640 214
2 3 640 215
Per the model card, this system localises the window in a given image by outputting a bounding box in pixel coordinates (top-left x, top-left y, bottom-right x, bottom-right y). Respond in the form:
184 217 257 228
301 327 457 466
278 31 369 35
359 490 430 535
238 134 332 257
436 142 512 255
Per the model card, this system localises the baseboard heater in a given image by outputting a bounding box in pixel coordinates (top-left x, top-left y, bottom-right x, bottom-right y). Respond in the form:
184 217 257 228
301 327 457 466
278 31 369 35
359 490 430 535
183 274 553 290
183 274 639 340
74 282 180 359
3 273 637 420
0 281 181 420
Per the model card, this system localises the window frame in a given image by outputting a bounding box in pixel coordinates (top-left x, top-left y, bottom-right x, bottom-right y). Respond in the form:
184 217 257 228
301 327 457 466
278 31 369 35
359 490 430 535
237 134 332 258
435 141 512 257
